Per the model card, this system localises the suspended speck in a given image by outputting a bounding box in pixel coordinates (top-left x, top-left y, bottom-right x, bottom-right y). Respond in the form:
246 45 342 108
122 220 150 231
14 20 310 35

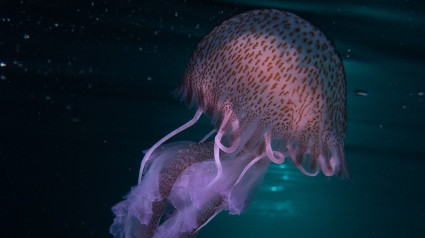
1 75 6 80
138 47 143 51
379 124 383 128
47 59 51 64
188 34 191 38
195 24 200 29
71 117 80 122
23 34 30 39
418 92 424 96
147 76 152 81
354 89 368 96
345 49 351 58
91 1 94 7
174 12 179 17
66 105 72 110
54 22 59 27
154 30 158 35
401 105 407 110
45 95 51 101
0 62 6 67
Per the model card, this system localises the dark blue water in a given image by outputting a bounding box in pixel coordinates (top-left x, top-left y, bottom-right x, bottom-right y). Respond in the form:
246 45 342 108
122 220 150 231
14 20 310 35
1 0 424 237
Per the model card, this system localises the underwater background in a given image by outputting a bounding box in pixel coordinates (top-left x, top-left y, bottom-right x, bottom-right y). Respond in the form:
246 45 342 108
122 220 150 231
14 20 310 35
1 0 424 237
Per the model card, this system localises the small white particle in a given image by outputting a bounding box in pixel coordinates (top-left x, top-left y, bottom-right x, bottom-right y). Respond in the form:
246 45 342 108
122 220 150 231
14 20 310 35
23 34 30 39
147 76 152 81
354 90 368 96
418 92 424 96
0 62 6 67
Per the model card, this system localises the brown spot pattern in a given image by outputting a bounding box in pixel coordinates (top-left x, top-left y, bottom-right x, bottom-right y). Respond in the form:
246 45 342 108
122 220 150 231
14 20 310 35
179 9 348 177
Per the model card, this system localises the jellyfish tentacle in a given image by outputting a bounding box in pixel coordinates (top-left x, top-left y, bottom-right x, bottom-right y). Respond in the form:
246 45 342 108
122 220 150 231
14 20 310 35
208 141 223 187
209 110 240 187
138 108 203 183
287 144 320 176
264 134 285 164
234 152 266 185
215 111 240 153
200 129 216 143
295 162 320 176
194 208 222 233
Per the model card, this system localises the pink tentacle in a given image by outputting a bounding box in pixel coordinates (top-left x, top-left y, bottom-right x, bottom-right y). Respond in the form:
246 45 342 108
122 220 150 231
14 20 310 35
264 134 285 164
138 108 203 184
234 153 266 185
209 110 240 187
200 129 216 143
215 112 240 153
208 141 223 187
287 145 320 176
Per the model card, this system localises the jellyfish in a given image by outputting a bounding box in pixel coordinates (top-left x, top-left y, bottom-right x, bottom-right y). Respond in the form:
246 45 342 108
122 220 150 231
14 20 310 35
111 9 349 238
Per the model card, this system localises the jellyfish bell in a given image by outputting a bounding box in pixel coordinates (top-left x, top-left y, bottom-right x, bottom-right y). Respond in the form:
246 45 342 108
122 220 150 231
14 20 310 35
112 8 349 238
139 8 349 183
